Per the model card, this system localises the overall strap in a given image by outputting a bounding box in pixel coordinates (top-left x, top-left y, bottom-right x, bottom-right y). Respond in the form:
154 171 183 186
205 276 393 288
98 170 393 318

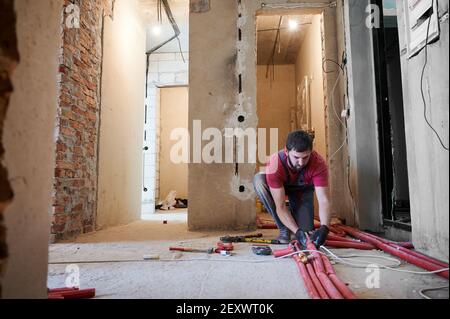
278 151 291 185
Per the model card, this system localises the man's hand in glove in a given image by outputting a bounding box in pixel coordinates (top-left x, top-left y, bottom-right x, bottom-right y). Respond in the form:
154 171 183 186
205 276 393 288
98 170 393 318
310 225 329 248
295 229 308 250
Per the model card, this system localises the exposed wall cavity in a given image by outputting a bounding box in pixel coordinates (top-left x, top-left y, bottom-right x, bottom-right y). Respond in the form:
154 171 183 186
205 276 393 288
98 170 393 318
52 0 114 240
3 0 61 298
0 0 18 297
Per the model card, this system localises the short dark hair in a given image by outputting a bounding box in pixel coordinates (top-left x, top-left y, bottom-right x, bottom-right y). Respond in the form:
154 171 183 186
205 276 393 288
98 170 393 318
286 131 313 152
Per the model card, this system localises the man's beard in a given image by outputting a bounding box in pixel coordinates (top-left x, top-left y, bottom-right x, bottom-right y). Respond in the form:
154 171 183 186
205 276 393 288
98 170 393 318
288 157 303 172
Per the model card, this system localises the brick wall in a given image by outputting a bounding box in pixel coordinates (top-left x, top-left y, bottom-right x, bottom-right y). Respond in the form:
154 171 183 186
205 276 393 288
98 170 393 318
52 0 114 240
142 52 188 215
0 0 18 297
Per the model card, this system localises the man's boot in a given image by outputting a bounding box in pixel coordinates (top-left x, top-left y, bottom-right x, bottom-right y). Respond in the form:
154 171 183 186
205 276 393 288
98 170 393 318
276 227 291 244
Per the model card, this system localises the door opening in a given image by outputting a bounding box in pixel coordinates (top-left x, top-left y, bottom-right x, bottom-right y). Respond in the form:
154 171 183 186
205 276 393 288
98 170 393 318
372 0 411 231
255 11 328 218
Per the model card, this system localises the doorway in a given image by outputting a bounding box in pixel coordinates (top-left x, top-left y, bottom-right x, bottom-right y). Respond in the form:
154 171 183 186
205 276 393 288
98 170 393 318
142 86 189 221
372 0 411 231
255 11 328 218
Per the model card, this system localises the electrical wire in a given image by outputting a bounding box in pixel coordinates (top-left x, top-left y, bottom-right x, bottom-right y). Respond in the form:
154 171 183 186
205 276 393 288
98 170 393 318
323 59 344 74
419 285 449 299
261 3 335 9
420 0 449 151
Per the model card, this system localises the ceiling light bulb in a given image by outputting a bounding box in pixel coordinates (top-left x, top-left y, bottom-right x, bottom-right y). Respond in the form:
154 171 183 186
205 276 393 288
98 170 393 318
288 20 299 30
152 25 162 36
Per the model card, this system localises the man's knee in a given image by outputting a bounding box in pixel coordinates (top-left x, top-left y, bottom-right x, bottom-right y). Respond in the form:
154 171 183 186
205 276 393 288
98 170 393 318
253 173 267 189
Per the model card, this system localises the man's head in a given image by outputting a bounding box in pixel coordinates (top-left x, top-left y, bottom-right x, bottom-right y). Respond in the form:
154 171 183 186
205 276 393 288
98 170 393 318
286 131 314 171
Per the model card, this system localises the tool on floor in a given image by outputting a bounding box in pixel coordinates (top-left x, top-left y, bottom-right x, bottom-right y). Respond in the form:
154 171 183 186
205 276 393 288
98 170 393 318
220 235 281 245
251 245 273 256
215 242 234 254
143 254 160 260
169 246 215 254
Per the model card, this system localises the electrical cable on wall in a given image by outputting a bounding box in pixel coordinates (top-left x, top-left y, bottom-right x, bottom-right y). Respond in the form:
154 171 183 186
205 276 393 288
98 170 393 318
324 53 357 225
420 0 449 151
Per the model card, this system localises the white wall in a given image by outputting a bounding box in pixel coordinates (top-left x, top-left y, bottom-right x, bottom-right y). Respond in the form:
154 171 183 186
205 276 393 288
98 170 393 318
396 0 449 261
159 87 189 199
2 0 61 298
295 14 327 159
97 0 146 228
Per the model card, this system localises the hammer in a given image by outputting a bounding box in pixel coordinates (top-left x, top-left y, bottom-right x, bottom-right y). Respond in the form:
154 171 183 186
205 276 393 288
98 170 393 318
169 246 215 254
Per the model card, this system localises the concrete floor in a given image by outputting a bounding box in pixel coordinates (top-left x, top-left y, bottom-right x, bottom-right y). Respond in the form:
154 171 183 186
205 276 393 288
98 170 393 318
48 211 449 299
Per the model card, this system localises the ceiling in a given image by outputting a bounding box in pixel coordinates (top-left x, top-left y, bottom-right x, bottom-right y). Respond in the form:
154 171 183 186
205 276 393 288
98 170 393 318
257 15 313 65
137 0 189 53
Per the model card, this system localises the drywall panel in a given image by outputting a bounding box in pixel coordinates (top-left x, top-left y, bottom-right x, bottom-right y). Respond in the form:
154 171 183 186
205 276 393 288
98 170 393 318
97 0 146 228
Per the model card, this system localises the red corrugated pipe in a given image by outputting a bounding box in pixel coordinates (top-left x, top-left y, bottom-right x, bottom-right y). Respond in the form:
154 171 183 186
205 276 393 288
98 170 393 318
306 241 344 299
48 288 96 299
336 225 449 279
325 240 376 250
320 254 357 299
292 253 321 299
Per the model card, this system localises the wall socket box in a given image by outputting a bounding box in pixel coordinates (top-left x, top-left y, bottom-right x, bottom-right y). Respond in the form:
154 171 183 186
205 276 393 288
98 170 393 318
403 0 440 58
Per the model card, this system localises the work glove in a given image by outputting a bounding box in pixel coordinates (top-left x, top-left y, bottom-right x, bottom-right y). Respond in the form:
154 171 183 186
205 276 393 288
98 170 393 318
295 229 308 250
310 225 329 248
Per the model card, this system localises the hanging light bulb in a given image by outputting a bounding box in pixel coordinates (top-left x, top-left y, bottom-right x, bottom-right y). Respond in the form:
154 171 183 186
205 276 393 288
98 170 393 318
152 24 162 36
288 19 299 30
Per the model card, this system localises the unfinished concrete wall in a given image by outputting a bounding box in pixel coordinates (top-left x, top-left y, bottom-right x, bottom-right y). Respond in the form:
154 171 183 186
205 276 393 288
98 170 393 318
256 64 295 164
97 0 146 228
2 0 60 298
160 87 189 200
396 0 449 261
52 0 114 240
190 0 256 230
295 14 327 159
189 0 347 229
323 1 353 225
343 0 383 231
0 0 18 298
